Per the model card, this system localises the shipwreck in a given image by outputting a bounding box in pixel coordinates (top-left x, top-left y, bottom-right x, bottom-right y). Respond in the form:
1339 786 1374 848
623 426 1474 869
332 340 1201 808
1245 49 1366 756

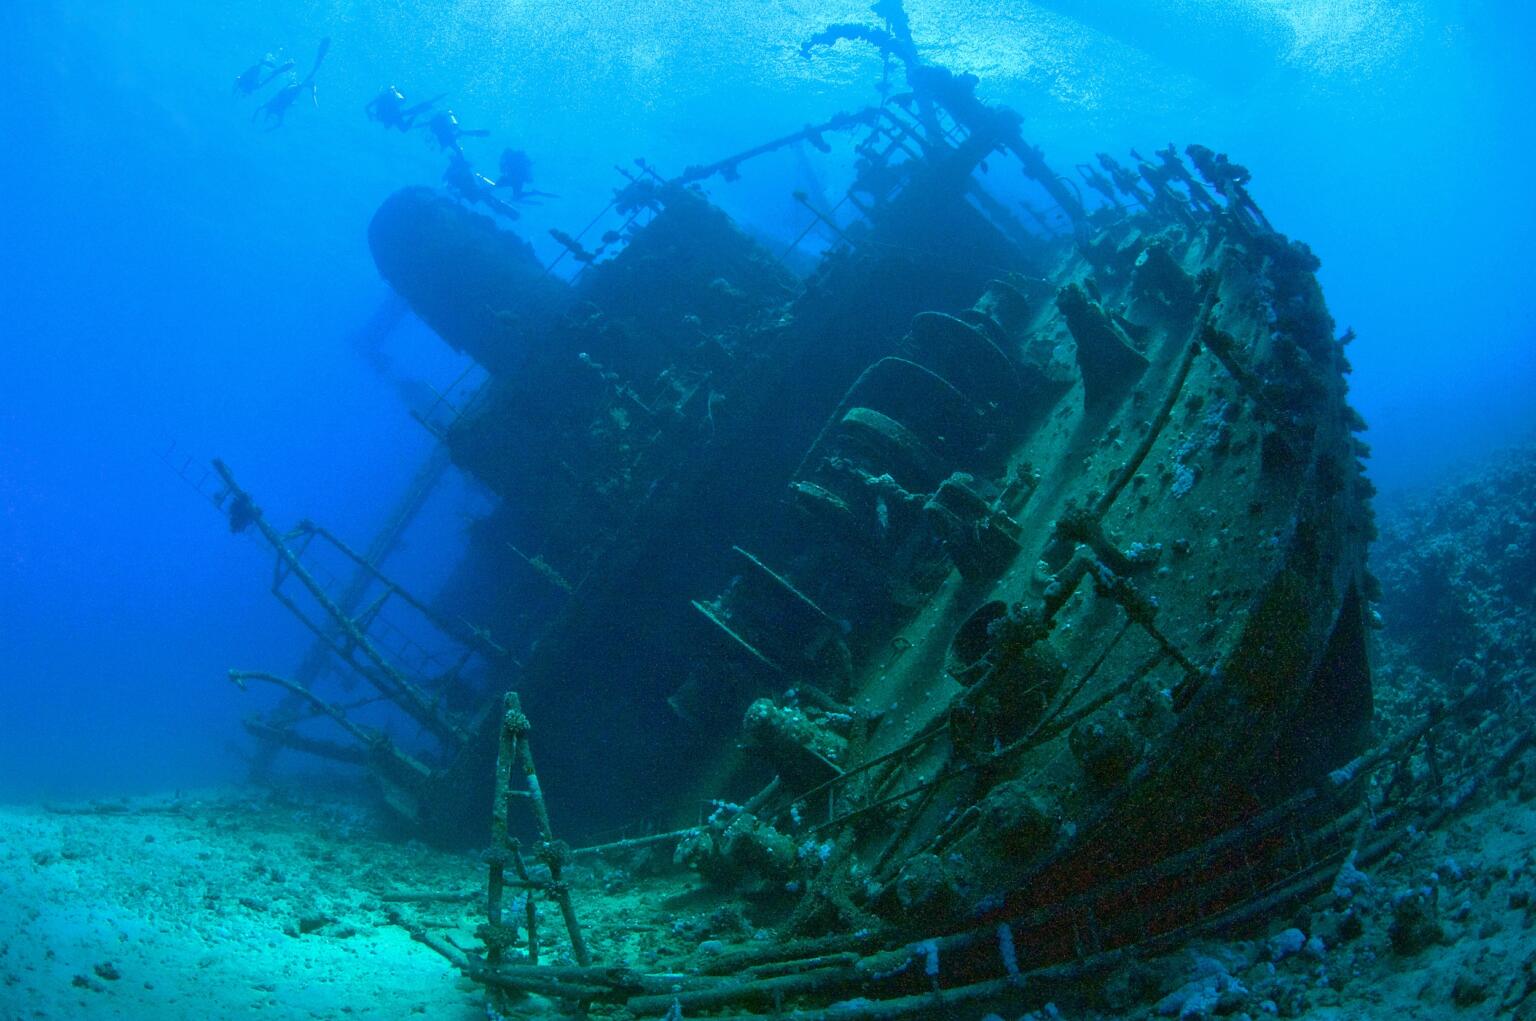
206 6 1392 1017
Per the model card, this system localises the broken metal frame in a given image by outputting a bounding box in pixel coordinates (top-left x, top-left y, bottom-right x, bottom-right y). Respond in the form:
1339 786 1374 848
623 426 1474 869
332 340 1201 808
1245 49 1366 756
484 691 589 969
210 460 508 799
387 691 595 1000
253 442 459 777
170 441 466 689
409 361 492 442
166 416 479 783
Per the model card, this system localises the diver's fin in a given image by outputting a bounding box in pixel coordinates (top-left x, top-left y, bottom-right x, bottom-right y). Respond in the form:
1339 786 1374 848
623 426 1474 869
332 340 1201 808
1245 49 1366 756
300 36 331 85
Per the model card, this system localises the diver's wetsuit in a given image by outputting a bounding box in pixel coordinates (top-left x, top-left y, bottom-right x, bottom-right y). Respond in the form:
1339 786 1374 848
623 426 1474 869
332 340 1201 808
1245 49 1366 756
491 148 558 202
234 55 294 96
365 87 445 132
423 111 490 156
495 148 533 199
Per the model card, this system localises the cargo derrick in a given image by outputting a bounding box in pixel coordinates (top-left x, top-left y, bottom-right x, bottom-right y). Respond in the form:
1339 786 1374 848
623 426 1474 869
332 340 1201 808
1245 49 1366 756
362 9 1379 1011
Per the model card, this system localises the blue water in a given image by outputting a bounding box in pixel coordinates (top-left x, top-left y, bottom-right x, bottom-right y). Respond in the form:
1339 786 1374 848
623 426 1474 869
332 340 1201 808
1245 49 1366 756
1 0 1532 800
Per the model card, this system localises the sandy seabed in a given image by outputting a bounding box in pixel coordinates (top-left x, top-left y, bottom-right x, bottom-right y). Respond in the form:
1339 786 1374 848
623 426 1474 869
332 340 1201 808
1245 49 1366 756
6 781 1536 1021
0 789 484 1021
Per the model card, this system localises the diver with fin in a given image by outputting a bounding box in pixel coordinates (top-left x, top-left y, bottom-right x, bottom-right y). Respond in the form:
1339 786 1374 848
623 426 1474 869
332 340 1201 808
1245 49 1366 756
422 109 490 156
233 53 295 96
252 37 332 129
492 148 559 201
365 86 447 132
443 151 520 220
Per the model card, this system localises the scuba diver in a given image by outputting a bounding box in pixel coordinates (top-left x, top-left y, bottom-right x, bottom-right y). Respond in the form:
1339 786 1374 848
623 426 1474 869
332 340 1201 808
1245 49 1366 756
233 53 294 96
444 151 520 220
252 37 331 129
495 148 533 198
422 109 490 156
493 148 558 201
364 86 447 133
